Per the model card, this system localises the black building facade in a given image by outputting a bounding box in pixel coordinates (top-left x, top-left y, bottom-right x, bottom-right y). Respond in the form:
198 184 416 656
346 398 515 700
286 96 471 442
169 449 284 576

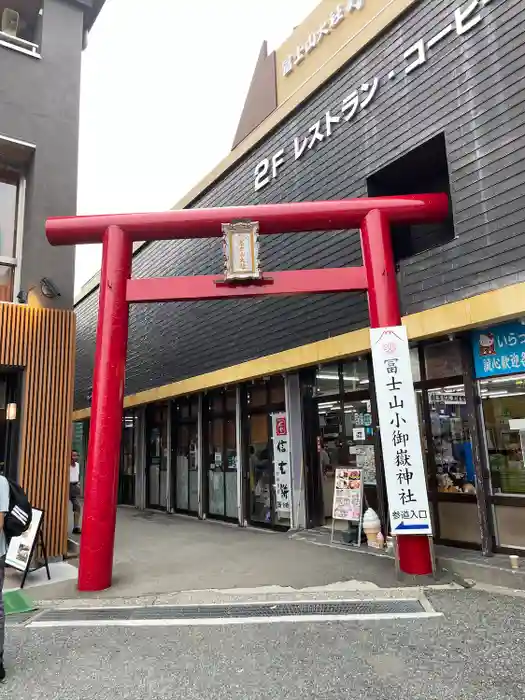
74 0 525 555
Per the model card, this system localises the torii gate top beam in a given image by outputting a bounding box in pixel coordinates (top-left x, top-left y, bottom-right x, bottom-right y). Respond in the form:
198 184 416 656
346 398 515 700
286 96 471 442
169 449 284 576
46 194 449 246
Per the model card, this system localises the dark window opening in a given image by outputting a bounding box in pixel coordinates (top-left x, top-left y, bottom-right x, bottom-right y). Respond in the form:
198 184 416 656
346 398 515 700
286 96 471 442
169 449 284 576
367 134 455 262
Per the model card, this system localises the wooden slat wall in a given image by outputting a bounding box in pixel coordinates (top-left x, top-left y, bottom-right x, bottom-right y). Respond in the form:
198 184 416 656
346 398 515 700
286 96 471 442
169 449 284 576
0 303 76 558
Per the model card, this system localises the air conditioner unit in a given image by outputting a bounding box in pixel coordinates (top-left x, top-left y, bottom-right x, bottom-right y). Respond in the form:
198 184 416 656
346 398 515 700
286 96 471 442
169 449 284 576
2 8 20 37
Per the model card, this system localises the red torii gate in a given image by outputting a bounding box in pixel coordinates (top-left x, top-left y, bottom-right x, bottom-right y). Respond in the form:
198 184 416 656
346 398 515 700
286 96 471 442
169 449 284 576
46 194 448 592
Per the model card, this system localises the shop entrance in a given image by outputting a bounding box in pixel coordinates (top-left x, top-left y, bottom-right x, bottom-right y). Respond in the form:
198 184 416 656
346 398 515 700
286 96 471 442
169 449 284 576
306 358 383 533
243 377 289 531
203 388 238 522
0 369 21 480
171 396 199 515
145 403 169 510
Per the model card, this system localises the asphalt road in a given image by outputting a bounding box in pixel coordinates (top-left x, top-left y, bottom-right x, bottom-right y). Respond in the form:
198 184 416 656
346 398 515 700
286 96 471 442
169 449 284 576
4 589 525 699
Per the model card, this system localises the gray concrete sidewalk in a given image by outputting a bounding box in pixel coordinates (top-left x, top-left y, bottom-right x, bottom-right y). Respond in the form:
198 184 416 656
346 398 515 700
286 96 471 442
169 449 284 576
26 507 447 601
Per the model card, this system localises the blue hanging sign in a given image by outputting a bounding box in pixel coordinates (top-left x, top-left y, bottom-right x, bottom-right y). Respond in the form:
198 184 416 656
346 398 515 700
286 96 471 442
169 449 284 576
471 322 525 378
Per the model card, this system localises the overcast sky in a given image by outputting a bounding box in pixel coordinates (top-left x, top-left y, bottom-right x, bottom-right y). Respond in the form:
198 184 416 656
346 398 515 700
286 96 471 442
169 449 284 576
75 0 319 294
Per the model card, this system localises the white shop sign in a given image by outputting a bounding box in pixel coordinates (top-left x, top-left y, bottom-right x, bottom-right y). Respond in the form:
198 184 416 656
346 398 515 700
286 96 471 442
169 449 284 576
428 392 466 405
281 0 365 78
255 0 497 191
370 326 432 535
271 412 292 513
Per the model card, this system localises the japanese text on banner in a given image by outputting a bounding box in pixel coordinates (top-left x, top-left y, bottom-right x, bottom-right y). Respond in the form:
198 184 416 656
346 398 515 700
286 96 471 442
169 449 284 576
271 413 292 513
370 326 432 535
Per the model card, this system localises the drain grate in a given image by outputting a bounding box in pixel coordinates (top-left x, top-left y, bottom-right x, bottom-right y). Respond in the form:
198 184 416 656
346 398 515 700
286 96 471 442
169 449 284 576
32 599 425 624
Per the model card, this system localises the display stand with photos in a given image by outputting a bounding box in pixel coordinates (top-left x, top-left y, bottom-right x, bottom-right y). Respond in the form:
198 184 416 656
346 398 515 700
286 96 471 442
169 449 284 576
330 468 364 547
5 508 51 589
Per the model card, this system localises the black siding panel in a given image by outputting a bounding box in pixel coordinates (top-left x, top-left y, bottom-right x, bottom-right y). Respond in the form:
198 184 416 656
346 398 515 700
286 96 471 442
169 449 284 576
75 0 525 408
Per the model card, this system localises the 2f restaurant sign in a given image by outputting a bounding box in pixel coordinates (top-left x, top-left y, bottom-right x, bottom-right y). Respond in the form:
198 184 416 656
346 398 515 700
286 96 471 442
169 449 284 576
271 412 292 514
370 327 432 535
254 0 497 192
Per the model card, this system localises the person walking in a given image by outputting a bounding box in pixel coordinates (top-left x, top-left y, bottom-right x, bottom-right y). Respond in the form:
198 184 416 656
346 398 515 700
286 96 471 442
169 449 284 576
0 472 9 682
70 450 82 535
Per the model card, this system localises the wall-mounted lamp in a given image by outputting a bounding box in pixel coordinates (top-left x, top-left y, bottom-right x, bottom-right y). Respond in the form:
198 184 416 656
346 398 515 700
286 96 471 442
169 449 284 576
6 403 17 421
40 277 61 299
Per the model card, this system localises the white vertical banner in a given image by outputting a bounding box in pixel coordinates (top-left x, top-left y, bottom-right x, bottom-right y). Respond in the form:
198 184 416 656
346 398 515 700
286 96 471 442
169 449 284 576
370 326 432 535
271 412 292 514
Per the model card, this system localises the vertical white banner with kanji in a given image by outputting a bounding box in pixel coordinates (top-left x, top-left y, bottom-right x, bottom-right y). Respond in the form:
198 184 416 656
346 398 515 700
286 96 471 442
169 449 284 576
370 326 432 535
271 412 292 514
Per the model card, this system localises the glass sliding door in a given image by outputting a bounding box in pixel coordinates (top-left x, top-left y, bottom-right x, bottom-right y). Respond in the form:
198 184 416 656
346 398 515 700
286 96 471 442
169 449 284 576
145 403 168 510
314 358 375 527
244 376 289 531
205 388 238 522
172 396 199 515
119 411 137 506
225 415 238 518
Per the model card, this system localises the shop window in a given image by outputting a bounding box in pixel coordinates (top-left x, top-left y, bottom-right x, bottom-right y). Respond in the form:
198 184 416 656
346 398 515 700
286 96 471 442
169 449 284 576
211 394 223 413
344 399 375 484
248 377 285 406
415 389 431 487
342 358 369 392
248 413 271 524
424 340 463 379
315 364 340 397
190 396 199 418
427 385 475 495
367 133 455 261
145 403 169 511
269 377 285 404
480 374 525 496
410 347 421 382
119 411 137 506
0 266 13 302
248 384 267 407
314 359 374 527
225 388 236 412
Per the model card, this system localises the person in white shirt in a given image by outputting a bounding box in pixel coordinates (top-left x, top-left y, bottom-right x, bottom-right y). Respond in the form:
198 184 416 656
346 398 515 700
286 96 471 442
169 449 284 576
0 472 9 682
70 451 82 534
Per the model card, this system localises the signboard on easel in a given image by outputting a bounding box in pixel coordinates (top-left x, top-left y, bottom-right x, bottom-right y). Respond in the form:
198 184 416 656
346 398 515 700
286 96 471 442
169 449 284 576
5 507 50 589
330 468 363 546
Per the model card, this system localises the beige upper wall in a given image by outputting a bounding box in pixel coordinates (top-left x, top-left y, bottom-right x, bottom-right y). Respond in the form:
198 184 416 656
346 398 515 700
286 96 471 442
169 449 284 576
276 0 417 106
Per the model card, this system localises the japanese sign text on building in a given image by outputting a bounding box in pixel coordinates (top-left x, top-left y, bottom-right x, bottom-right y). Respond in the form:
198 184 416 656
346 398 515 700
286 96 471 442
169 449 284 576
471 321 525 378
222 220 261 281
282 0 365 79
271 412 292 513
370 326 432 535
255 0 497 191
